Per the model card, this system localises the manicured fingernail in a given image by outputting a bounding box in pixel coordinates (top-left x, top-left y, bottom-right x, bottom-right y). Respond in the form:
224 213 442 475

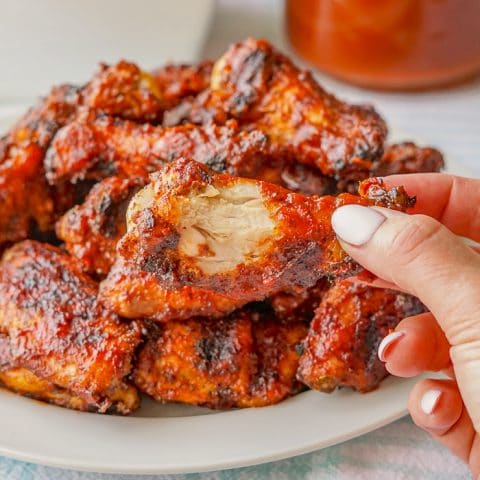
331 205 386 246
421 389 442 415
378 331 405 361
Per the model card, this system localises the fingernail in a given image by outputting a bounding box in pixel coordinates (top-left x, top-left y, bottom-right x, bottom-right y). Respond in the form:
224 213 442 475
378 331 405 361
331 205 386 246
421 389 442 415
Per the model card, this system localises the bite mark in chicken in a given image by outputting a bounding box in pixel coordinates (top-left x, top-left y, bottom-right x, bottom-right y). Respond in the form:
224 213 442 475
100 159 414 322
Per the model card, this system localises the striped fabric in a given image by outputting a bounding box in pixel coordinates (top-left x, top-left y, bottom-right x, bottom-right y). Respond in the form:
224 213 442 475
0 418 470 479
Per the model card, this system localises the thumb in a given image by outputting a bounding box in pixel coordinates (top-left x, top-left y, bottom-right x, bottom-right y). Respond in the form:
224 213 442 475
331 205 480 429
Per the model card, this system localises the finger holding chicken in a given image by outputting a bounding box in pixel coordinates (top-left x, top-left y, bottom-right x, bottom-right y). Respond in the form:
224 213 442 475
0 240 141 413
100 159 414 322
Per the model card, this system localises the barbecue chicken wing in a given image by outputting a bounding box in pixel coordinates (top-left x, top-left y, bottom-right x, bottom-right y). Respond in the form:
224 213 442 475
56 176 143 276
100 159 413 322
44 114 267 185
0 84 82 247
133 308 307 408
374 142 444 176
83 60 164 123
0 334 93 411
297 281 425 393
180 38 387 178
0 241 141 413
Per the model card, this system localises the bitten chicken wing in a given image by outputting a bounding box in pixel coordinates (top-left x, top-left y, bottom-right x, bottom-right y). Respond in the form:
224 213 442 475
297 281 425 393
374 142 445 176
0 240 141 413
133 308 307 409
181 38 387 178
56 176 143 276
100 159 413 322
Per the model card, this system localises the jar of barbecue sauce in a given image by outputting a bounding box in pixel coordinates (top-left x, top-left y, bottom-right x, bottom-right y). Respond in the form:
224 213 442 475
286 0 480 89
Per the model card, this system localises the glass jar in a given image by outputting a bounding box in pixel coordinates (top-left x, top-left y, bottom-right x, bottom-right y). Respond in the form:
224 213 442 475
286 0 480 89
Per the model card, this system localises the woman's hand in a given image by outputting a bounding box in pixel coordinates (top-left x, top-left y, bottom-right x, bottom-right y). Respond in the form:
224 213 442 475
331 173 480 475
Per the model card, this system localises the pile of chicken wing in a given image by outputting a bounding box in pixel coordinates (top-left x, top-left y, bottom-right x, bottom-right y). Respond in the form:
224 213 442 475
0 39 442 413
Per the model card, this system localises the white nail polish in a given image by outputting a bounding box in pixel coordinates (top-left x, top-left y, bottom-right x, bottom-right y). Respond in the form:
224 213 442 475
378 331 405 361
421 389 442 415
331 205 386 246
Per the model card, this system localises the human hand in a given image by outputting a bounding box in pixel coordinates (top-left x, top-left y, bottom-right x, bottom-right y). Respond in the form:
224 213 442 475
331 173 480 476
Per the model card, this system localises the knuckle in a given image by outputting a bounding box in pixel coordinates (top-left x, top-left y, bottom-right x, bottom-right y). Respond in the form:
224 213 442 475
387 214 444 267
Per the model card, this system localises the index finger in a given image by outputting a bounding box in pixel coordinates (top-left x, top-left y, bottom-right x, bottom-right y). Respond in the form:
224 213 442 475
383 173 480 242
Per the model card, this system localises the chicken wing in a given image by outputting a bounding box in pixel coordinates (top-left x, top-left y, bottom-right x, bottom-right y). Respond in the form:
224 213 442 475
180 38 387 179
297 281 425 393
0 84 82 247
133 308 307 409
0 240 141 413
44 113 268 185
83 60 165 123
374 142 444 176
100 159 413 322
56 176 143 276
0 334 93 411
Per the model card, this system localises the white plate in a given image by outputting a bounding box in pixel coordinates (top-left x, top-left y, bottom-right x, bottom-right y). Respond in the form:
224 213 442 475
0 108 460 474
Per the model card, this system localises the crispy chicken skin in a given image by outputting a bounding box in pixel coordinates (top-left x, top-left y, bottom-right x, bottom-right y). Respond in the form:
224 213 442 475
297 281 425 393
56 177 143 276
133 309 307 409
100 159 413 322
0 241 141 413
184 38 387 178
374 142 445 176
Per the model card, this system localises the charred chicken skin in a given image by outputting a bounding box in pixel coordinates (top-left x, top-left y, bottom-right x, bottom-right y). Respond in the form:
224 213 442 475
100 159 414 322
133 308 307 409
0 241 141 413
297 281 425 393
